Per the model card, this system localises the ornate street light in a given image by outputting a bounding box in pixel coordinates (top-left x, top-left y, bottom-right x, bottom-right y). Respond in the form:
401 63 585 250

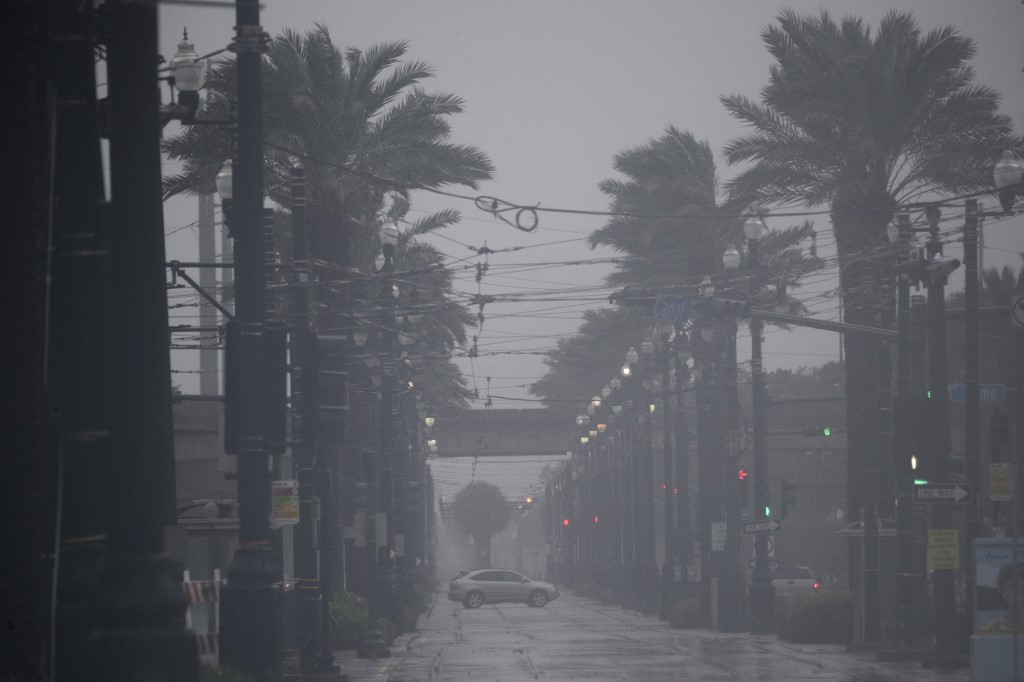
722 245 741 271
168 29 204 120
993 150 1023 214
215 160 233 200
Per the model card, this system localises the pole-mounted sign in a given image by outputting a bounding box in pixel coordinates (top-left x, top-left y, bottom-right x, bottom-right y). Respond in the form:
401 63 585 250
742 518 782 535
914 483 971 504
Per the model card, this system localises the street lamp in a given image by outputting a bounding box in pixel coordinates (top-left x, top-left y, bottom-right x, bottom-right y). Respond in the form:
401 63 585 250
167 29 204 121
992 150 1023 214
743 216 775 632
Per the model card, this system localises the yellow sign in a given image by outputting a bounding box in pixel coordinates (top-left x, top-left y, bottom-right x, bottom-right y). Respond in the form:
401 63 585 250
272 480 300 525
990 463 1013 502
928 529 959 571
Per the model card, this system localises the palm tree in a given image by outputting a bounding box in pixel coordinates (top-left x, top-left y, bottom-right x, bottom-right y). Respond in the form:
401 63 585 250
452 481 510 568
720 9 1018 516
162 26 493 595
532 126 820 406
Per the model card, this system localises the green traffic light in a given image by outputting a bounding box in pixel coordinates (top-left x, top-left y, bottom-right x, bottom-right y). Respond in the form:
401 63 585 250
926 390 933 399
764 505 771 517
822 426 831 437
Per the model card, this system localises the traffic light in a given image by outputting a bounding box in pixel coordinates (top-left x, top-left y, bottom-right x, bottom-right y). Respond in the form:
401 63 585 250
780 481 796 518
894 397 948 484
344 479 369 511
802 426 833 437
738 468 750 506
313 333 348 437
223 320 288 454
694 297 751 319
406 479 422 512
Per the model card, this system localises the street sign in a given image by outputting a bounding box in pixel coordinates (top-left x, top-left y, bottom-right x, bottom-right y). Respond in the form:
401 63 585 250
989 463 1013 502
1013 293 1024 328
948 383 1005 402
272 480 300 525
927 529 959 570
742 518 782 535
748 558 781 570
644 296 691 323
710 522 727 551
914 484 971 504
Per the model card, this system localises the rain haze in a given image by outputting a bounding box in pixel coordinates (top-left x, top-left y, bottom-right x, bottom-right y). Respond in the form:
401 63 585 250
12 0 1024 678
159 0 1024 504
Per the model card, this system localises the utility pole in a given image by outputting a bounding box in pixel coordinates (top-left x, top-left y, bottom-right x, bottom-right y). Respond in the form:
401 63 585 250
924 206 959 665
893 213 916 648
963 199 982 625
659 330 676 620
93 1 196 678
218 0 283 677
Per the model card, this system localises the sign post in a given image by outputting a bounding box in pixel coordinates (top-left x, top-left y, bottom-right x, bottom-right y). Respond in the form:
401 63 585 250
914 484 972 504
742 518 782 535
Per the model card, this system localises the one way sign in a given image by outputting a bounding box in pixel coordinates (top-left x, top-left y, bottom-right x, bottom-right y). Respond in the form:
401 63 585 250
915 484 971 504
742 518 782 535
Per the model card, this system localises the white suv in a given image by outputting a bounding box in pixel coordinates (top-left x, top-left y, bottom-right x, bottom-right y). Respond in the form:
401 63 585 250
448 569 559 608
771 565 820 596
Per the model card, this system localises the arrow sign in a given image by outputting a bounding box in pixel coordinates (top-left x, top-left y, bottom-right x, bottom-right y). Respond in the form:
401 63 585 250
742 518 782 535
915 484 971 504
748 558 781 570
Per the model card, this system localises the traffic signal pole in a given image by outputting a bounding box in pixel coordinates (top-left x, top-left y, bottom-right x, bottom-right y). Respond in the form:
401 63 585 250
924 207 958 665
219 1 283 677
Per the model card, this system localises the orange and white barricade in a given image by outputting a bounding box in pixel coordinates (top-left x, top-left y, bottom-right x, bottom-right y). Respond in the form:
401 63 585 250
183 569 224 667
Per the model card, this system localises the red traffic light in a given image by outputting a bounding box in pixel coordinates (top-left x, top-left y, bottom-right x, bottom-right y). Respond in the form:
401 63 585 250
562 518 570 527
593 515 599 524
737 468 749 481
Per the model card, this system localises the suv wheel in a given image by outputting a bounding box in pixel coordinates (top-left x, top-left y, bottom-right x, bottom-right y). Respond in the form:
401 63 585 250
464 591 484 609
528 590 548 607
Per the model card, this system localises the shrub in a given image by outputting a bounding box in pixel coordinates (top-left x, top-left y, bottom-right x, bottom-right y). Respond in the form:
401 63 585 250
668 597 706 629
329 591 368 649
776 592 852 643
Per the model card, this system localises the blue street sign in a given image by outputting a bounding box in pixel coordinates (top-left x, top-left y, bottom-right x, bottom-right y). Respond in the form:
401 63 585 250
948 383 1005 402
644 296 691 323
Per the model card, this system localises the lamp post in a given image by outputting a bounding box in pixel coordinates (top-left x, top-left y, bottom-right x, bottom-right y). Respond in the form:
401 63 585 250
658 329 677 621
743 217 775 632
720 245 743 632
357 222 400 659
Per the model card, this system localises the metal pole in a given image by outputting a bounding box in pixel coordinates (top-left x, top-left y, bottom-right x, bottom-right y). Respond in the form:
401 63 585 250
93 1 197 677
747 237 774 632
219 0 282 677
925 207 957 663
862 264 881 643
288 167 322 671
357 242 394 659
660 332 676 620
894 214 916 647
964 200 982 627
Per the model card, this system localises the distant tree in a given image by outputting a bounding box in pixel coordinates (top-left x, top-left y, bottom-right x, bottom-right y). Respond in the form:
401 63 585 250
451 481 510 567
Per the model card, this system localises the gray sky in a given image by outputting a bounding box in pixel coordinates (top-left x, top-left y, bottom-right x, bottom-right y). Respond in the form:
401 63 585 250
160 1 1024 499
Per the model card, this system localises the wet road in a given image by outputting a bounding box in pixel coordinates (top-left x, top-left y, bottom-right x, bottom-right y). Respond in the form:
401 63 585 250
338 591 970 681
